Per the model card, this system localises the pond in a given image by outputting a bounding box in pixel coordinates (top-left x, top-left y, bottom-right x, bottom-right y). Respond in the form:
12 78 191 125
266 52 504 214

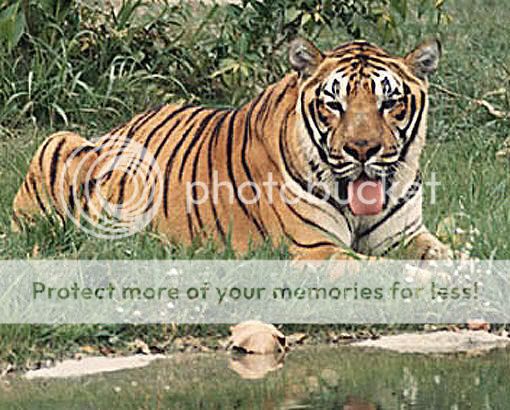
2 346 509 409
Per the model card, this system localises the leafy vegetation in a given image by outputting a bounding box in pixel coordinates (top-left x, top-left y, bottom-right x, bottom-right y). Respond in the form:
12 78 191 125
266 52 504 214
0 0 448 129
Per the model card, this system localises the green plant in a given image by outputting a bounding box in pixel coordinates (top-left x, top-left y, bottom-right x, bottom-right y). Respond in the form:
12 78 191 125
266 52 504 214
0 0 450 129
0 0 26 51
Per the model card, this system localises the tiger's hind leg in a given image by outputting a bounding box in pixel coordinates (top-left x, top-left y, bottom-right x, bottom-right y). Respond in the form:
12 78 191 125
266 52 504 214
12 131 99 232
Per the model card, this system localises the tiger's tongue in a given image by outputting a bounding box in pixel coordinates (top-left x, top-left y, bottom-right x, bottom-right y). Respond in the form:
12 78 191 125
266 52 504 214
348 178 384 216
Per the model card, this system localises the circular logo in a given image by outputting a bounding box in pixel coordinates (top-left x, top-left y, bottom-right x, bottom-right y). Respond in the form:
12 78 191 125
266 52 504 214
59 136 163 239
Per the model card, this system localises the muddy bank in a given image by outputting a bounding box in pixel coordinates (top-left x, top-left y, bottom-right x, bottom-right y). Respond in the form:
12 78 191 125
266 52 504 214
21 330 510 380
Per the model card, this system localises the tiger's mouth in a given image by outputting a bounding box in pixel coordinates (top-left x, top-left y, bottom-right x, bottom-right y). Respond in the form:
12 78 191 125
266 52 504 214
329 160 393 216
347 175 384 216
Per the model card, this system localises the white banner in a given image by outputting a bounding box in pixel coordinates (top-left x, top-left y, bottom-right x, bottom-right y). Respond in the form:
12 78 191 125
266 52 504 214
0 260 506 323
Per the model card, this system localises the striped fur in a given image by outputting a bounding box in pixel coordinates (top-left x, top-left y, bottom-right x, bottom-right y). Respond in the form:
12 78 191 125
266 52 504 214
12 39 452 259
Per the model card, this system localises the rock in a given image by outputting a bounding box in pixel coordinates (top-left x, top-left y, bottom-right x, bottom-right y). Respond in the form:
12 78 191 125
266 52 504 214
229 321 286 354
354 330 509 354
24 354 164 379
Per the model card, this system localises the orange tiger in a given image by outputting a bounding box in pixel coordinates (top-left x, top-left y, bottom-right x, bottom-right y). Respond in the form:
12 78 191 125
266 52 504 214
12 38 453 260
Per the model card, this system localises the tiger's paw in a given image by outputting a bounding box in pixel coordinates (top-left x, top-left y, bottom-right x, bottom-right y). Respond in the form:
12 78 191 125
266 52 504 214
420 242 453 260
408 232 453 260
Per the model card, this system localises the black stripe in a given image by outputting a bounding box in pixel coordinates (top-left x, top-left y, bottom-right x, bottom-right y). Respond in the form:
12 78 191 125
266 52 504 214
260 78 297 131
38 137 54 172
271 201 337 249
380 151 398 159
125 106 164 138
68 185 75 215
139 105 192 165
395 109 406 121
107 105 160 137
178 109 222 181
49 138 66 200
117 106 193 205
30 175 48 216
364 58 417 83
256 111 334 223
274 79 295 107
381 221 423 256
240 94 268 236
283 195 342 242
189 112 228 236
106 106 163 154
310 99 330 146
278 108 353 235
374 217 421 251
152 119 182 165
23 179 31 194
225 109 266 238
100 110 163 184
82 183 89 215
206 111 231 242
12 211 21 229
300 93 329 163
397 94 416 139
330 56 365 67
139 182 156 215
255 86 275 127
323 89 336 99
399 91 425 161
71 145 95 157
162 108 207 218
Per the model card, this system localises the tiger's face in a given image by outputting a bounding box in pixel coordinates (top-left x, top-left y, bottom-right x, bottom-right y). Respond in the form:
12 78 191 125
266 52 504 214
289 38 441 215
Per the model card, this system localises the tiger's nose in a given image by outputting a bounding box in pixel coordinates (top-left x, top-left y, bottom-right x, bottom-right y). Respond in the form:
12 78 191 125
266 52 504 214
342 140 382 162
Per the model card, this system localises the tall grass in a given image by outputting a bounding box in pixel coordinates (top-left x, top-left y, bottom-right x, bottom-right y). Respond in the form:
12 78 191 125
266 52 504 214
0 0 448 131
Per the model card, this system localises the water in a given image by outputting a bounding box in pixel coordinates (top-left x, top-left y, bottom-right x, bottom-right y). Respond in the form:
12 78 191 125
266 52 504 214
2 346 509 409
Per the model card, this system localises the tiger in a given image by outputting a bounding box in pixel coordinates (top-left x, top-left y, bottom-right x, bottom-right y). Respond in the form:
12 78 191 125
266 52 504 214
12 38 454 260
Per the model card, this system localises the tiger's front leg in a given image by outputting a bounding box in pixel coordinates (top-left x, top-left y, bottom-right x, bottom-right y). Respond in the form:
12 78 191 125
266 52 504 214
405 229 453 260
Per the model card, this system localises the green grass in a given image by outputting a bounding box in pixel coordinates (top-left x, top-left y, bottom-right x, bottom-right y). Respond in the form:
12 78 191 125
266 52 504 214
0 0 508 371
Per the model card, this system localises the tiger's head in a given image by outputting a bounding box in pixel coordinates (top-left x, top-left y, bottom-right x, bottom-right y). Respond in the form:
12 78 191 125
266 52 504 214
289 38 441 215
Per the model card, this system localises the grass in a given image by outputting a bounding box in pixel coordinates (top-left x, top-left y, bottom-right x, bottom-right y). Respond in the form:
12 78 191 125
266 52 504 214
0 0 508 371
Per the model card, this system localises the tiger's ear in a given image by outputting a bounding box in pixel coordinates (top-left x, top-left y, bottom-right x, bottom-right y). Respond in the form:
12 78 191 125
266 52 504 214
289 38 324 77
404 39 441 79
